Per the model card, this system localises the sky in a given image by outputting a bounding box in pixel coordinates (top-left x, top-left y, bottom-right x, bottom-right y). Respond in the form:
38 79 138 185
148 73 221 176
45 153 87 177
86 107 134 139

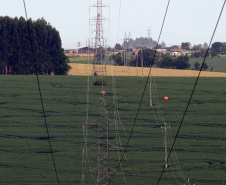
1 0 226 49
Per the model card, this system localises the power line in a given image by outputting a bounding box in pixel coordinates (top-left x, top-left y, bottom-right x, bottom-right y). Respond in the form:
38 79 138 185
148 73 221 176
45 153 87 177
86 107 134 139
109 0 171 183
22 1 59 184
156 1 226 184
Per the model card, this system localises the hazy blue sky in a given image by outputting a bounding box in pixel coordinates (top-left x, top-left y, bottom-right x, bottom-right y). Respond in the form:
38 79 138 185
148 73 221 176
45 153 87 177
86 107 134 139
1 0 226 48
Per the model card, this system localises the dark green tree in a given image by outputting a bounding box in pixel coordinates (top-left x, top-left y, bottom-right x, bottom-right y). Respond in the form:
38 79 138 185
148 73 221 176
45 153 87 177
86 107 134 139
114 43 123 51
134 48 159 67
157 55 175 68
181 42 191 50
94 47 106 62
112 52 123 66
202 63 208 71
174 55 190 69
194 62 200 70
168 45 179 50
0 16 70 75
211 50 218 57
212 42 223 52
203 42 208 48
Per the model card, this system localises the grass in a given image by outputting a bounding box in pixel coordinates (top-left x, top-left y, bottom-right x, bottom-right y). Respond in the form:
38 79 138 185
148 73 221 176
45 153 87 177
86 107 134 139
68 56 92 64
189 57 226 72
0 76 226 184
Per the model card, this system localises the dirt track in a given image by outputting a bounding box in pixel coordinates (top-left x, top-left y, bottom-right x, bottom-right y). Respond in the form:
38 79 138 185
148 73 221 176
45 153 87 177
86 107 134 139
69 63 226 77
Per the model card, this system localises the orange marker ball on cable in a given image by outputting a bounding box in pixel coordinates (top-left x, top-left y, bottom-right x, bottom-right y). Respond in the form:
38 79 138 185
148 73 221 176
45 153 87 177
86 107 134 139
101 91 105 95
164 96 168 101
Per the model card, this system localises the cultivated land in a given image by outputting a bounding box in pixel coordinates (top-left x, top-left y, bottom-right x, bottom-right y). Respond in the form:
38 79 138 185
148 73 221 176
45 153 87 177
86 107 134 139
189 57 226 72
0 76 225 184
69 63 226 77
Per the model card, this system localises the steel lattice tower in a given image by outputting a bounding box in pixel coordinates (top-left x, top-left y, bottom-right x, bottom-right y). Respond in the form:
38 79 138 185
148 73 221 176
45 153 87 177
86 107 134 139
96 91 110 184
95 0 104 49
91 0 107 78
82 91 125 185
82 2 125 184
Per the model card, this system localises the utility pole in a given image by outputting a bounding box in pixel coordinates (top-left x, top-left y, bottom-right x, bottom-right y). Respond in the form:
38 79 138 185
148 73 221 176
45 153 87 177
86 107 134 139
141 47 143 78
127 32 131 76
161 122 170 168
136 55 138 76
183 178 195 185
148 28 152 106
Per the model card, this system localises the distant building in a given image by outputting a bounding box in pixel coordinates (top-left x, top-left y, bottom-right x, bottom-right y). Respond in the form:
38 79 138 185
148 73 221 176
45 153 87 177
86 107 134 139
64 47 95 56
156 48 168 55
170 51 181 56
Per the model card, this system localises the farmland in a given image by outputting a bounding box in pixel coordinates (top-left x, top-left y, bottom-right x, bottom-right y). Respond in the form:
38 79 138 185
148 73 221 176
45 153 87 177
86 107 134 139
69 63 226 77
68 56 93 64
189 57 226 72
0 75 225 184
68 55 226 76
69 56 226 71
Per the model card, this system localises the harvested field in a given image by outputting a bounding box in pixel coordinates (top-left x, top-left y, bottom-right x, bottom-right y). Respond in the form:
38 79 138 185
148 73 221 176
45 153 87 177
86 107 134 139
69 63 226 77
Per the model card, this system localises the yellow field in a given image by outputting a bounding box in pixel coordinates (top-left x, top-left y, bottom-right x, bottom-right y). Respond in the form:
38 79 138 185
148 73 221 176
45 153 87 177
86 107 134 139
69 63 226 77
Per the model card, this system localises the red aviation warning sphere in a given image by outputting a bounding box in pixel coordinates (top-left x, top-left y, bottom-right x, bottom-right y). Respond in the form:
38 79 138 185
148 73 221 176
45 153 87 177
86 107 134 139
164 96 168 101
101 91 105 95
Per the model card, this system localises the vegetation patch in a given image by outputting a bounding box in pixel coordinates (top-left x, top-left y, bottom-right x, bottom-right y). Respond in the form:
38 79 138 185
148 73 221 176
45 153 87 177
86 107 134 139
92 79 110 86
0 76 225 184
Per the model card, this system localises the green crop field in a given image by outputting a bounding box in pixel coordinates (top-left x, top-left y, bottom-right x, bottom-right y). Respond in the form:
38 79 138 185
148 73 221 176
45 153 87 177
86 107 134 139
189 57 226 72
68 56 92 64
0 76 225 184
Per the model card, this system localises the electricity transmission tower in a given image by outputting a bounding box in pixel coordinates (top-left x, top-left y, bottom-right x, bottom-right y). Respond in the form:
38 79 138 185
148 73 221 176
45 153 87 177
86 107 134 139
83 2 126 184
82 91 125 184
148 28 151 40
90 0 108 79
96 91 110 184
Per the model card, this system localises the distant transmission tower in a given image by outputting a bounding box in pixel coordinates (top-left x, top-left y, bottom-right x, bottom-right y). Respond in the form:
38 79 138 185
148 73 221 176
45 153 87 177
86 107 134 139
148 28 151 40
91 0 108 79
147 28 151 47
123 32 128 67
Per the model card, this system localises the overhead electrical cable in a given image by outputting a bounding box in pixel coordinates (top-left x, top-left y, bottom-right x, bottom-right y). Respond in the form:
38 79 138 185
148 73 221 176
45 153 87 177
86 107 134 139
117 0 122 43
156 1 226 184
144 53 187 183
109 0 171 183
81 0 97 183
22 1 60 184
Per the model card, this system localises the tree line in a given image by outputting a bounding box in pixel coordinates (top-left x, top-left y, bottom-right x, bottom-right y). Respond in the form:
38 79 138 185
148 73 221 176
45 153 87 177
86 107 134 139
0 16 70 75
111 48 191 70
